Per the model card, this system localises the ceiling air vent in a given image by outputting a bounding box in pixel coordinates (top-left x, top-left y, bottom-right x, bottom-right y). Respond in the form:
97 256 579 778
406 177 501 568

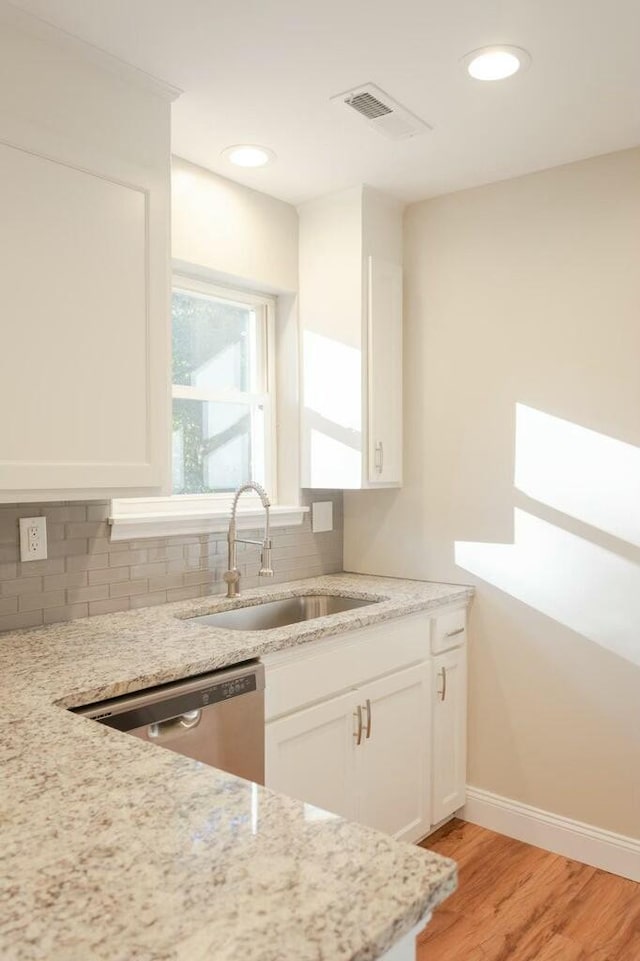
331 83 432 140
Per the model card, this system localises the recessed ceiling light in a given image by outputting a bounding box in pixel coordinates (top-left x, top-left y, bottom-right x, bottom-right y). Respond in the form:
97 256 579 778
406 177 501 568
463 45 531 81
222 145 275 168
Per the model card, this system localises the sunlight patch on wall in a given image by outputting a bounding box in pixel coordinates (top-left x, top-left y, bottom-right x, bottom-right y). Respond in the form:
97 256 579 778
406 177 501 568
310 429 361 488
515 404 640 547
455 509 640 666
303 330 361 431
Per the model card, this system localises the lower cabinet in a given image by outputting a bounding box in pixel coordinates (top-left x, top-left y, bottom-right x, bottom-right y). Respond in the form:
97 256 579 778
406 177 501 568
264 606 468 843
267 662 432 842
432 644 467 824
356 663 431 841
266 689 360 821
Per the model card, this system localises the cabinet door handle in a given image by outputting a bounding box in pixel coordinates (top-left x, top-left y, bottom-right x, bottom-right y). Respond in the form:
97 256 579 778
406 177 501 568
353 705 363 745
364 698 372 739
445 627 464 638
438 667 447 702
375 441 384 474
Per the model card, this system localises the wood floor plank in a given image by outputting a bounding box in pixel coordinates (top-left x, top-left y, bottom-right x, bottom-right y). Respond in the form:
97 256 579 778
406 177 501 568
558 870 640 952
419 820 640 961
477 855 596 961
419 819 498 875
587 931 640 961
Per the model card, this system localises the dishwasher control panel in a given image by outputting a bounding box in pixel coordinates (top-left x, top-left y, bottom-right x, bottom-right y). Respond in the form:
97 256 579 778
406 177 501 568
72 663 263 734
204 674 256 704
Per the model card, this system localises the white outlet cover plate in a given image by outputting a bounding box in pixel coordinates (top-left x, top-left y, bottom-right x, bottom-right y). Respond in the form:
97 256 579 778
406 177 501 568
19 516 48 562
312 501 333 533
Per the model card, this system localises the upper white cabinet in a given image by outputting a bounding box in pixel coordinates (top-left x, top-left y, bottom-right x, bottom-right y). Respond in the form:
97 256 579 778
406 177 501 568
0 11 178 502
367 256 403 484
299 185 403 489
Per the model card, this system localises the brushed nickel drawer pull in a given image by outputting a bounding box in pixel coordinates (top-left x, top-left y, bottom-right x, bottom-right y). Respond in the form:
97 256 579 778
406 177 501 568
438 667 447 702
445 627 464 638
364 698 372 739
353 705 363 745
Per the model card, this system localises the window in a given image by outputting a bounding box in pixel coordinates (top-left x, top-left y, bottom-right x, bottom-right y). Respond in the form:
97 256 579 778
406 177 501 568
109 273 307 538
171 276 275 498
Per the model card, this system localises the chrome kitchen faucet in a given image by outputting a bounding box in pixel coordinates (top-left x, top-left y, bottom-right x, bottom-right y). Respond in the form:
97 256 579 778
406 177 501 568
224 482 273 598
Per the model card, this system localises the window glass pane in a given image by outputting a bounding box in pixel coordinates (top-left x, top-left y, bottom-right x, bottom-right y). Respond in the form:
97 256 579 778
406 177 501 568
172 289 258 392
172 398 265 495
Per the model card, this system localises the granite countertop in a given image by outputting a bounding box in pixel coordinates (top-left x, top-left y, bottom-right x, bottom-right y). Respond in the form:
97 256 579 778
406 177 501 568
0 573 473 961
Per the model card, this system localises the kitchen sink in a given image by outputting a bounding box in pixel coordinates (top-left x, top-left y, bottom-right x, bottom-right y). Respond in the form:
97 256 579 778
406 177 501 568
189 593 380 632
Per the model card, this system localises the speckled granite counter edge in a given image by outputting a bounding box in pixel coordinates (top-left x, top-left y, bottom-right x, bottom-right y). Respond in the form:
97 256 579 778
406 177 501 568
1 573 472 961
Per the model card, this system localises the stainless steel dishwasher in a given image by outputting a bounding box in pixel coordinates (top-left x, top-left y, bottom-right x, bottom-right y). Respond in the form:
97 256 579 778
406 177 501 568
73 661 265 784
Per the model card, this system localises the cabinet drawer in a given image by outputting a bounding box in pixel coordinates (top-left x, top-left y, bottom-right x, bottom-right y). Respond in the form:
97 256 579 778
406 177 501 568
264 612 430 720
431 608 466 654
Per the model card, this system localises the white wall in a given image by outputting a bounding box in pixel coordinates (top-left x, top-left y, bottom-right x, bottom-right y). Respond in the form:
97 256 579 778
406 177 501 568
171 157 300 502
344 147 640 839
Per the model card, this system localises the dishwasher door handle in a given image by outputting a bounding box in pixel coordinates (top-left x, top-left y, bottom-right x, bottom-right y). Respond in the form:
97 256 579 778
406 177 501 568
148 709 202 740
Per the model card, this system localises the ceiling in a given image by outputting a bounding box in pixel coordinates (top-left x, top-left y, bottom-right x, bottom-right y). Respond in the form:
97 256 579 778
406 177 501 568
10 0 640 205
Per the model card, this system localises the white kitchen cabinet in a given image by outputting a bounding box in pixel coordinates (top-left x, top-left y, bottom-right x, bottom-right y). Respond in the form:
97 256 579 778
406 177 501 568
358 663 431 841
266 662 431 842
0 12 178 502
266 689 360 821
431 643 467 824
264 605 468 843
299 185 403 489
367 256 403 485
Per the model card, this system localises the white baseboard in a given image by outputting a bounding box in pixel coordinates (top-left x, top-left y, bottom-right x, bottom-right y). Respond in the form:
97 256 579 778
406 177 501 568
461 786 640 883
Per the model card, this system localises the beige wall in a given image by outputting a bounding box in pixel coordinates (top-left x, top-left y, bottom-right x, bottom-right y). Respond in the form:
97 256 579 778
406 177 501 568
344 147 640 838
171 156 298 292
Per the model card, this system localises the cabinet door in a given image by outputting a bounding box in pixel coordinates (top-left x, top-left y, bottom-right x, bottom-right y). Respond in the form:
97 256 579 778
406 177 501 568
0 140 169 498
432 645 467 824
357 662 431 842
265 690 360 820
367 256 403 486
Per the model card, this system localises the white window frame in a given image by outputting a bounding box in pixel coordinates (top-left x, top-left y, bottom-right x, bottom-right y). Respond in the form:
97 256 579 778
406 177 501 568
170 273 277 503
109 272 307 540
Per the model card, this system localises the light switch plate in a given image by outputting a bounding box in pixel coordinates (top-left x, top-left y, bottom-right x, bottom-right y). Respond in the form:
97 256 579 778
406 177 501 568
312 501 333 533
19 516 48 561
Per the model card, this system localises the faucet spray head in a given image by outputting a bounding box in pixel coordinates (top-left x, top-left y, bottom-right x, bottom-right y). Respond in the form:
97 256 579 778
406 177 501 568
259 541 273 577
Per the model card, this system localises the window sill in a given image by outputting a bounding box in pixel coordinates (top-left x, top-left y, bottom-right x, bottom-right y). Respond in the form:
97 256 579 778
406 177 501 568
109 498 308 541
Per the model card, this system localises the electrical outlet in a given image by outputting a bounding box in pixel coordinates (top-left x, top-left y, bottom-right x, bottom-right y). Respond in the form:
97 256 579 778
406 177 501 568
19 516 48 562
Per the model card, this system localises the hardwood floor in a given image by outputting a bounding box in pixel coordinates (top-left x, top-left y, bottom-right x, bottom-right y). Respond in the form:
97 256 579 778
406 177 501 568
418 820 640 961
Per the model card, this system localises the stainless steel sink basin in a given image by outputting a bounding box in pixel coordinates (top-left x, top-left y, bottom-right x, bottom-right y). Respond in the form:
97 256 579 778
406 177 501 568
189 593 379 632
